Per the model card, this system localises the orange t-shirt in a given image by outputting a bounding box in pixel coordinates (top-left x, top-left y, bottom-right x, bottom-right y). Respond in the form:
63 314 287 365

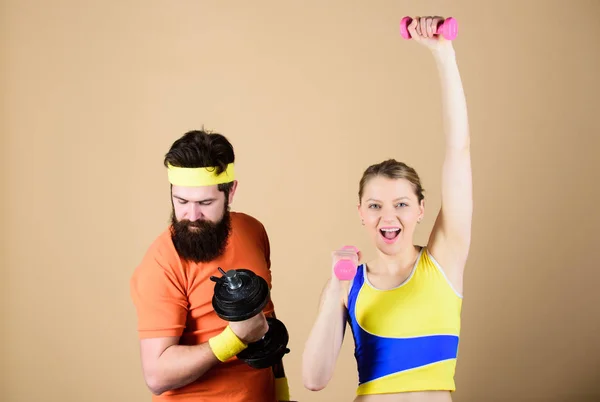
130 211 278 402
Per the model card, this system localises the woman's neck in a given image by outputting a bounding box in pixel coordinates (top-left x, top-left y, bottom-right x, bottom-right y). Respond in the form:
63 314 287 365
375 244 422 276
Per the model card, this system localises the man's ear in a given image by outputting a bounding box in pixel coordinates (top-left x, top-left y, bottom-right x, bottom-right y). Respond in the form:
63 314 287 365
228 180 238 204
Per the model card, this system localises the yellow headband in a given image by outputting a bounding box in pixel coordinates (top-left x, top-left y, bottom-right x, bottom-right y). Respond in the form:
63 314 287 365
167 163 235 186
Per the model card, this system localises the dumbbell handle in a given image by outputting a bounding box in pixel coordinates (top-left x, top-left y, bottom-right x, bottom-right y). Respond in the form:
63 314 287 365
400 16 458 41
212 267 243 290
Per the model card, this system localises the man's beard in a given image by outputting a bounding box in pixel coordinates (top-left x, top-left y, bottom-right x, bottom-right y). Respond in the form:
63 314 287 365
170 206 232 264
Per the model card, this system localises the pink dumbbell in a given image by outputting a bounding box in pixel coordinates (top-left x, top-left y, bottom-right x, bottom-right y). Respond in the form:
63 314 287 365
400 16 458 41
333 245 360 281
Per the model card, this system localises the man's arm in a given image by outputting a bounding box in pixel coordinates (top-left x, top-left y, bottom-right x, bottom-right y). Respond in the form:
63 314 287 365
131 247 248 395
138 318 260 396
139 337 220 395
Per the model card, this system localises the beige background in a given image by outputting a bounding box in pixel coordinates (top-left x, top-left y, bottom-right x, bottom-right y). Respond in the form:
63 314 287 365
2 1 600 401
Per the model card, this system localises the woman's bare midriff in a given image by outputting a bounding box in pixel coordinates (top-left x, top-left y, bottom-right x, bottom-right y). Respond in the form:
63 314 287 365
353 391 452 402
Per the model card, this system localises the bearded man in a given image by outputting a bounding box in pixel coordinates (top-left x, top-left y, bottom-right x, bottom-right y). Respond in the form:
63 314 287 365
130 129 292 402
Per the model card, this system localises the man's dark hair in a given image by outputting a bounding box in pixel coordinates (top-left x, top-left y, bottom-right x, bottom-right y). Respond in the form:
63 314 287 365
164 129 236 197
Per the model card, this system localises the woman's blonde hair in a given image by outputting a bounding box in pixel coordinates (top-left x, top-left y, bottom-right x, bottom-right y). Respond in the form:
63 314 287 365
358 159 425 203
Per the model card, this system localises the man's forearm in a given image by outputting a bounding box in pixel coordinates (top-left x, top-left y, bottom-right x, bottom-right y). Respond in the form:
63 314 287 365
147 342 220 395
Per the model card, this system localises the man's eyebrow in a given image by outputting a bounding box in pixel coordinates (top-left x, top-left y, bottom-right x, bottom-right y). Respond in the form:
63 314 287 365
172 195 217 203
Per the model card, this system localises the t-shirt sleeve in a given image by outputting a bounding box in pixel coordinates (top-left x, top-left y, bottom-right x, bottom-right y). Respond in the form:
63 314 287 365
258 222 276 317
261 222 271 272
130 247 188 339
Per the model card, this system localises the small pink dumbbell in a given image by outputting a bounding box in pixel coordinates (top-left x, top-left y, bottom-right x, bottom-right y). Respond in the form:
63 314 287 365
400 16 458 41
333 245 360 281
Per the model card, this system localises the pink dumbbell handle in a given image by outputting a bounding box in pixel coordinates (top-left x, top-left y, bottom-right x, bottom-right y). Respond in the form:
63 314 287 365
400 16 458 41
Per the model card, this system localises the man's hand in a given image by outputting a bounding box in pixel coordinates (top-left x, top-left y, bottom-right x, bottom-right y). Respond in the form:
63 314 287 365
229 312 269 344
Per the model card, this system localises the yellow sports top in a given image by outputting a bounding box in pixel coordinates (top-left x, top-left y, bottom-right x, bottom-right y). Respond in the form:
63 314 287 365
346 247 463 395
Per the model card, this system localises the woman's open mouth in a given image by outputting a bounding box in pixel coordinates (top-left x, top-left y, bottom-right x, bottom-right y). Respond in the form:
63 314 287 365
379 227 401 244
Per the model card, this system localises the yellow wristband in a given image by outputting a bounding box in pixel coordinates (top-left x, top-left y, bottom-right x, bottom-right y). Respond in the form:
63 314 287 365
275 377 290 401
208 325 247 362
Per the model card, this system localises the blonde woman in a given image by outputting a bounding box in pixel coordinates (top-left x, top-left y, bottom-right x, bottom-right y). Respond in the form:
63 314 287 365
302 16 472 402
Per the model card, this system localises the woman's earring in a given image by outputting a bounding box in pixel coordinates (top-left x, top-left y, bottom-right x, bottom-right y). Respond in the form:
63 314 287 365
361 219 365 226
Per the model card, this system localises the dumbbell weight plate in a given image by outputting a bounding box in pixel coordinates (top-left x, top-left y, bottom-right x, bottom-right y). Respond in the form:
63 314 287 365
237 317 290 369
210 268 270 321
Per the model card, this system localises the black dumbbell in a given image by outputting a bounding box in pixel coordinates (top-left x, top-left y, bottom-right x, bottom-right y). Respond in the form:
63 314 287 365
210 267 290 369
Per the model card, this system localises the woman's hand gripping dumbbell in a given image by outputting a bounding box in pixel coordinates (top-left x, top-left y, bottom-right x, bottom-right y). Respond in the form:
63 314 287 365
400 16 458 41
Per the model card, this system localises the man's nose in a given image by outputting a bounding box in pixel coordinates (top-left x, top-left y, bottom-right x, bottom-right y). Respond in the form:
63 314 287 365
187 204 203 221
